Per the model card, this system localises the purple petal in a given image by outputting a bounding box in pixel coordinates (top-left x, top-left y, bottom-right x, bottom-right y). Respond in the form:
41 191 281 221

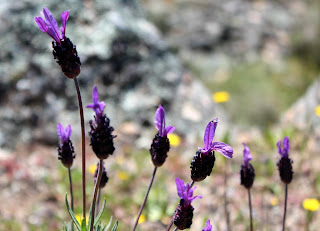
60 10 69 38
175 178 185 199
164 126 175 136
203 119 218 150
277 140 282 156
57 123 64 141
242 142 252 166
283 136 290 154
211 142 233 158
42 7 61 42
65 125 72 139
154 105 165 136
35 17 48 32
92 85 99 104
202 220 212 231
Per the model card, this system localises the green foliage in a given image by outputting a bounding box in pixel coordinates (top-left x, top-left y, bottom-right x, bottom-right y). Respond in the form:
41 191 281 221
64 195 117 231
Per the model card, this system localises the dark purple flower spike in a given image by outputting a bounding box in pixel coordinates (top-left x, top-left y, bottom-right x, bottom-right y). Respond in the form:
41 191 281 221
94 161 109 188
35 7 80 79
191 119 233 182
174 178 202 230
202 220 212 231
57 123 75 168
149 105 175 167
240 143 255 189
87 85 116 160
277 136 293 184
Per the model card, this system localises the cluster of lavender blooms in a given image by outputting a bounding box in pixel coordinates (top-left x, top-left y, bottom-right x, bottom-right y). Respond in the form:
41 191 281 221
35 7 295 231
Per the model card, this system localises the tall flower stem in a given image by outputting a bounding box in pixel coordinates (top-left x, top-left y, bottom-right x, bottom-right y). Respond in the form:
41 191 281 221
95 188 101 217
68 167 74 231
248 188 253 231
165 180 195 231
68 167 74 211
90 159 103 231
282 184 288 231
74 78 86 223
132 167 158 231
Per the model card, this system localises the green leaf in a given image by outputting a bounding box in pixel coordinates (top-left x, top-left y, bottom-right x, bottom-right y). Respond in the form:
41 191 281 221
81 218 86 231
65 194 81 231
94 198 106 226
111 221 118 231
105 216 113 231
87 202 93 230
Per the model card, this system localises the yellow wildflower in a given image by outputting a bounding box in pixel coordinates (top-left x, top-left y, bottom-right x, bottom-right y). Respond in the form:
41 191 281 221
315 105 320 118
138 214 146 224
75 214 89 225
168 133 181 147
89 164 97 175
270 197 278 206
117 171 129 181
303 198 320 212
212 91 230 103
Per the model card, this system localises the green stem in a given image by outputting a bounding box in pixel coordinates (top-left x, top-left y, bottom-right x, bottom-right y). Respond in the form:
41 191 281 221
282 184 288 231
132 167 158 231
74 78 86 223
248 188 253 231
68 167 74 231
90 159 103 231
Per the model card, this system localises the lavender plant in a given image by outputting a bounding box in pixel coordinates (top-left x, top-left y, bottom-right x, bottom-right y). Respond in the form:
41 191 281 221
240 143 255 231
190 119 233 182
33 5 301 231
132 105 175 231
277 136 293 231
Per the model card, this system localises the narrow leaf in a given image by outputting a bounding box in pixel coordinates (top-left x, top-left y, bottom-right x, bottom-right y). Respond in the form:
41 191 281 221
65 194 81 231
111 221 119 231
105 216 113 231
94 198 106 226
86 202 93 230
81 218 86 231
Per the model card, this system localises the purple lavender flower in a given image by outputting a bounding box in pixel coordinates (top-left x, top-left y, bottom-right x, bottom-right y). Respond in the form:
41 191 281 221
57 123 75 168
154 105 175 137
93 161 109 188
240 143 255 189
35 7 69 44
277 136 290 158
87 85 106 119
35 7 81 79
149 105 175 167
202 220 212 231
191 119 233 182
87 85 116 160
174 178 202 230
277 137 293 184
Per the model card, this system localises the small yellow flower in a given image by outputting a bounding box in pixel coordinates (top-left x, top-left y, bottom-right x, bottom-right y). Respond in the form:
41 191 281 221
303 198 320 212
117 171 129 181
89 164 97 175
270 197 279 206
138 214 146 224
315 105 320 118
168 133 181 147
75 214 89 225
212 91 230 103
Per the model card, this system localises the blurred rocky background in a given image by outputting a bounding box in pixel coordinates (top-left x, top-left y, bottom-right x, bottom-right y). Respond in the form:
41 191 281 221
1 0 320 230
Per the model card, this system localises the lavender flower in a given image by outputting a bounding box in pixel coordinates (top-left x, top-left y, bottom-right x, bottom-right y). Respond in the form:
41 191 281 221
202 220 212 231
57 123 75 168
87 85 116 160
35 7 81 79
190 119 233 182
240 143 255 189
93 161 109 188
174 178 202 230
277 137 293 184
149 105 175 167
